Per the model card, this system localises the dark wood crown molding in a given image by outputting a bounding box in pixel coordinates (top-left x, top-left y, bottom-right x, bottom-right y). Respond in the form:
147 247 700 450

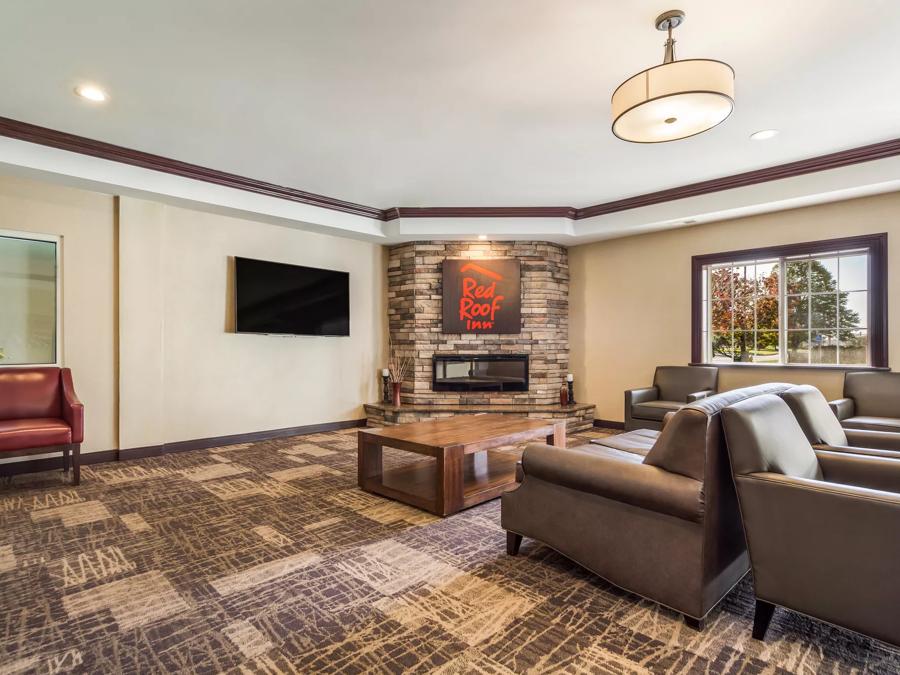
576 138 900 220
1 116 897 225
0 116 385 220
383 206 577 221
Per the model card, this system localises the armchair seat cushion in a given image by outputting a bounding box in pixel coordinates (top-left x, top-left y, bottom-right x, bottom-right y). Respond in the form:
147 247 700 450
0 418 72 452
632 400 684 421
841 416 900 433
590 428 658 456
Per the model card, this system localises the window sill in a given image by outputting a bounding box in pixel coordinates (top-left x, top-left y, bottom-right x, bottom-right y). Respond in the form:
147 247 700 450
690 362 890 371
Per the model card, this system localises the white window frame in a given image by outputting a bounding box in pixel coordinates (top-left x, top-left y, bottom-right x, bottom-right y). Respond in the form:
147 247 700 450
0 229 62 367
702 248 871 367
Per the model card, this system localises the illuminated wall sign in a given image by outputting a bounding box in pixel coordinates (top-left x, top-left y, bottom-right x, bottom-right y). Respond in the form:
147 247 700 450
442 259 521 334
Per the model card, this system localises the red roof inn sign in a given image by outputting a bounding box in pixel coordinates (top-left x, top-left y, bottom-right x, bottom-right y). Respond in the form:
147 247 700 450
442 259 522 334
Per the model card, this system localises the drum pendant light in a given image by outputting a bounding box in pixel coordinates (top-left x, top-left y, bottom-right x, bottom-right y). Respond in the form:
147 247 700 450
611 10 734 143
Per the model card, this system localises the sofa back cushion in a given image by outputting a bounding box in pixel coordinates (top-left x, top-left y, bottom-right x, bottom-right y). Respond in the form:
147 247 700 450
722 395 823 480
653 366 717 403
644 382 791 480
0 367 61 420
845 372 900 418
780 385 848 446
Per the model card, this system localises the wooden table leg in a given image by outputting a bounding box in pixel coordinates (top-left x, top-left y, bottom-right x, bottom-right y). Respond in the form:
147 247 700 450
436 445 464 516
547 422 567 448
357 436 382 489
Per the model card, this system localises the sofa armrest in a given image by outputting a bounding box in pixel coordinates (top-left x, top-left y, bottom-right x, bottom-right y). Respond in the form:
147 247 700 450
829 397 854 421
734 473 900 610
60 368 84 444
521 443 703 522
815 449 900 493
842 428 900 453
626 387 659 405
686 389 714 403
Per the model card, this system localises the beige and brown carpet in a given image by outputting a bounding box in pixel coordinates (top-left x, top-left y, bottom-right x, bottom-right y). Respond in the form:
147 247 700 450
1 426 898 674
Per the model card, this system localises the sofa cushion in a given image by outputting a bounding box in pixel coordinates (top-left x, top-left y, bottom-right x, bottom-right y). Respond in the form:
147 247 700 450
590 428 658 456
841 416 900 433
0 418 72 452
632 400 684 421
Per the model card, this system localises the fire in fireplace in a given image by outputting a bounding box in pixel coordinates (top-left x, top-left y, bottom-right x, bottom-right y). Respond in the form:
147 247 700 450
432 354 529 392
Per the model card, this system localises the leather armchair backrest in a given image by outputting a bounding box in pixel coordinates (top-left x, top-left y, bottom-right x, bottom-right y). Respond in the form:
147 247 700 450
722 395 823 479
644 382 792 481
653 366 717 402
844 372 900 418
780 385 848 446
0 367 62 421
653 366 719 403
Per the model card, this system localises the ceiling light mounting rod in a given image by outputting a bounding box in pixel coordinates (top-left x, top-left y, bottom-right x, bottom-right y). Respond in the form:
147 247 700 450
656 9 684 64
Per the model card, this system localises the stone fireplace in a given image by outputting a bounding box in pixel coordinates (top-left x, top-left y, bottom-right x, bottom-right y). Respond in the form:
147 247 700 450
365 240 594 430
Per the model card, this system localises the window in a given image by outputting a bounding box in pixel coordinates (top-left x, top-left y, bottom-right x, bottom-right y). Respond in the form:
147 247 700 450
692 234 887 367
0 231 60 365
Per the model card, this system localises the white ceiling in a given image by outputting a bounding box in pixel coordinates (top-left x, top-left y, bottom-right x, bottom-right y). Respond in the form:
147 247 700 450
2 0 899 214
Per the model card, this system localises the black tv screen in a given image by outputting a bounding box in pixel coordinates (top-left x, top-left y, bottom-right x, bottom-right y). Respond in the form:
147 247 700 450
234 257 350 336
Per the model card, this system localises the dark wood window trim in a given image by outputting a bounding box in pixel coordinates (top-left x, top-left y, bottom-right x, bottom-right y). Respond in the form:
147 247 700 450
691 233 888 368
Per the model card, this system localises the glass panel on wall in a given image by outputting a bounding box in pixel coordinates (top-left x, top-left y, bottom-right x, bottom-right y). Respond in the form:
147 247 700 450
0 234 58 365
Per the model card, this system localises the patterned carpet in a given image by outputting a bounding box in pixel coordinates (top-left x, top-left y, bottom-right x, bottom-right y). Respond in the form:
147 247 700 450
1 426 899 674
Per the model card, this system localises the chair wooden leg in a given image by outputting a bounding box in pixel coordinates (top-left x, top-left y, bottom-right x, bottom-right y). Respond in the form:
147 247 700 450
62 445 70 474
506 531 522 556
752 599 776 640
683 615 704 631
72 444 81 486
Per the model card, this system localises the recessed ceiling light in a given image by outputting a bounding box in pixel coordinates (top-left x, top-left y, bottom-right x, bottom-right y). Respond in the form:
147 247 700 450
478 234 488 240
74 84 108 102
750 129 779 141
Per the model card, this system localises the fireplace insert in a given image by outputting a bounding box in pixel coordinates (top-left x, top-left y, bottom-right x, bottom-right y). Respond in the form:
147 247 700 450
432 354 529 392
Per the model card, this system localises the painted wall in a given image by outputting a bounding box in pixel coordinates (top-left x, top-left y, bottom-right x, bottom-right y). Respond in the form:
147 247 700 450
570 192 900 423
0 174 387 457
0 175 118 454
120 198 387 445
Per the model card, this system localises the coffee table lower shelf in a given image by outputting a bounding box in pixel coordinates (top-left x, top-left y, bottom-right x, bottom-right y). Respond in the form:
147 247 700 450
367 451 519 514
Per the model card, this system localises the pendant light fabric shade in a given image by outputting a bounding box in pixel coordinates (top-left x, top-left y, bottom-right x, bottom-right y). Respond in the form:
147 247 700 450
611 59 735 143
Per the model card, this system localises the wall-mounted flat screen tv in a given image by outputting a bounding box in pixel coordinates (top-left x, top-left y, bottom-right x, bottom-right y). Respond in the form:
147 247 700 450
234 257 350 336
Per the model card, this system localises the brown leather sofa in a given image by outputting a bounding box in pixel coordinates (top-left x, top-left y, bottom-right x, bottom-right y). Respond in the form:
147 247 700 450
721 394 900 647
0 367 84 484
829 371 900 433
781 384 900 458
625 366 718 430
502 382 790 627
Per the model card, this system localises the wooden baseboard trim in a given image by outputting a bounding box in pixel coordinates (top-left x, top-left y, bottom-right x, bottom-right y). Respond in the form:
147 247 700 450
2 420 366 475
594 419 625 430
118 419 367 460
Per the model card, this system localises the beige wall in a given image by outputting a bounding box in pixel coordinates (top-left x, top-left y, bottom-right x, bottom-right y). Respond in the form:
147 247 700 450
0 176 117 454
570 192 900 422
0 175 387 457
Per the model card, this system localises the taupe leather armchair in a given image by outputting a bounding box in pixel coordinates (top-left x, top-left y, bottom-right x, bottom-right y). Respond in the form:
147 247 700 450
722 394 900 647
502 382 790 628
781 384 900 459
829 371 900 433
625 366 718 430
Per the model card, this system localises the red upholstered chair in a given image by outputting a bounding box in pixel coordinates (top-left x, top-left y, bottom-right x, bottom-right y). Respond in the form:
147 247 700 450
0 367 84 485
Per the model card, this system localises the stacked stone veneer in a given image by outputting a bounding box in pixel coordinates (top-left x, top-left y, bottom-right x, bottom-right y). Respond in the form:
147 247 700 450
388 241 569 405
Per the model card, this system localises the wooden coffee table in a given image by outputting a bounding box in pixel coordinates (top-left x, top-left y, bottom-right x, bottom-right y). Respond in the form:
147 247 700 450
358 414 566 516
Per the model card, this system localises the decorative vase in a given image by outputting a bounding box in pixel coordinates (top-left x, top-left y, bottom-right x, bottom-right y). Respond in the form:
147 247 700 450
559 385 568 406
391 382 402 407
